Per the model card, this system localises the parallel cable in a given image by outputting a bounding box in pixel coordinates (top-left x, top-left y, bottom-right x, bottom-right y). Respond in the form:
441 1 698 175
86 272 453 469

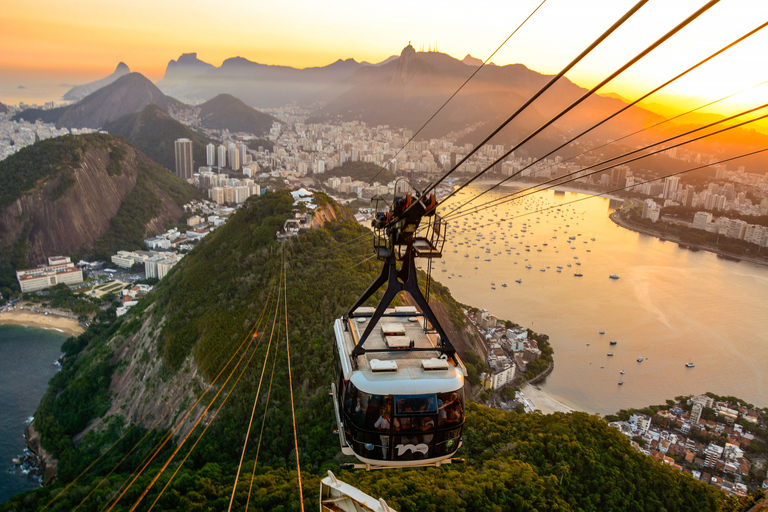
446 105 768 222
105 280 276 512
443 20 768 220
227 267 284 511
438 0 720 208
283 244 305 511
451 148 768 236
368 0 548 185
442 77 768 222
416 0 651 202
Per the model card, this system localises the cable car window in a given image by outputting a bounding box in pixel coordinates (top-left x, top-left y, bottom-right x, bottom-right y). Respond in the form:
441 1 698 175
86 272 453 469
437 390 464 427
394 394 437 416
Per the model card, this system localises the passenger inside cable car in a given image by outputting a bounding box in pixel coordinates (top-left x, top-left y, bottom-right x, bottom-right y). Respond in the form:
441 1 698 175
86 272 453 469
338 380 464 462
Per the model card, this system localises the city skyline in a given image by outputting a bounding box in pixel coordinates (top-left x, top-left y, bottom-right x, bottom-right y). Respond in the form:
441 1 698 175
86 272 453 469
2 0 768 119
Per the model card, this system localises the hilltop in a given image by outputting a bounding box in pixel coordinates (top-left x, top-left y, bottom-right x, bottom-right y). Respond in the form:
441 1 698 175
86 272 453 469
62 62 132 102
13 72 191 129
102 103 215 171
0 133 200 292
1 191 745 511
198 93 278 135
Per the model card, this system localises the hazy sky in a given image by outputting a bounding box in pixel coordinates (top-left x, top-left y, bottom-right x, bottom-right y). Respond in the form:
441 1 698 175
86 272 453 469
2 0 767 114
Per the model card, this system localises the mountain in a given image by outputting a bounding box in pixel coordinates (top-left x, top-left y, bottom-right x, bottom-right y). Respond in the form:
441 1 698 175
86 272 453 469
3 191 733 511
318 44 662 155
102 103 214 171
62 62 131 102
0 101 8 114
157 53 363 106
462 54 483 67
13 72 191 129
197 93 278 135
0 133 200 290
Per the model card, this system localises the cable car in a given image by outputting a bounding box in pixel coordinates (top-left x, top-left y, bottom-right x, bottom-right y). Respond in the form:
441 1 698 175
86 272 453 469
331 192 467 469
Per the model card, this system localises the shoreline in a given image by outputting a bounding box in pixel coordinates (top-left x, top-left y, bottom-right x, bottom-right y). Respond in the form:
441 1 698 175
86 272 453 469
520 384 579 415
610 211 768 268
470 179 625 201
0 309 84 336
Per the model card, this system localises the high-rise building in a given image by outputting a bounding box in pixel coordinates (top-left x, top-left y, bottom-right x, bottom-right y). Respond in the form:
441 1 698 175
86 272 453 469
663 176 680 200
206 144 216 166
174 138 194 179
238 143 247 166
217 144 227 168
228 143 240 171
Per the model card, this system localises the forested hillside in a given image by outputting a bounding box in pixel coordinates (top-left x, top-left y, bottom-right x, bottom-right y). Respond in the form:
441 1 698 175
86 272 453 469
2 191 749 512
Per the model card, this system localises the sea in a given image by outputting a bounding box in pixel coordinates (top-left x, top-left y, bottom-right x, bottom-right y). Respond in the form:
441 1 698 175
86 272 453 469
434 184 768 415
0 184 766 503
0 324 68 504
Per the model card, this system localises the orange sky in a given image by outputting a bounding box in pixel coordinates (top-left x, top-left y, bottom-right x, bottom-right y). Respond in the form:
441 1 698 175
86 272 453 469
2 0 767 120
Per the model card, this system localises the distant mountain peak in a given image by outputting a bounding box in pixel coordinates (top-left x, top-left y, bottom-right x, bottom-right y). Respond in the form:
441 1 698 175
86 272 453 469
462 54 483 67
115 62 130 73
400 43 416 63
62 62 132 102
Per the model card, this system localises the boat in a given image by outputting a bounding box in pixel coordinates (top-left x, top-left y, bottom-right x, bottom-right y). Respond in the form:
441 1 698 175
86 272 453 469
620 370 625 374
618 381 624 385
609 340 617 345
525 265 532 269
686 362 695 368
574 273 583 277
609 274 620 279
599 330 605 335
484 258 491 261
502 283 508 287
607 352 614 356
637 357 644 362
515 279 522 284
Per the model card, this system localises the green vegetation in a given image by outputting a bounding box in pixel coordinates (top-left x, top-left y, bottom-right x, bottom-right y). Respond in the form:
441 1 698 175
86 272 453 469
103 104 215 171
325 160 395 183
90 158 200 260
247 138 274 152
0 134 94 210
3 193 752 511
199 94 277 135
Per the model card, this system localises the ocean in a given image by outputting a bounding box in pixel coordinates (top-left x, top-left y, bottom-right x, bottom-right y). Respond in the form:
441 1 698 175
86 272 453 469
0 324 68 504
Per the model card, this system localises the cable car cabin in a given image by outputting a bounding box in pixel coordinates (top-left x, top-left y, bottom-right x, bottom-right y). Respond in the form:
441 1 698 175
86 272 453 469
331 306 466 468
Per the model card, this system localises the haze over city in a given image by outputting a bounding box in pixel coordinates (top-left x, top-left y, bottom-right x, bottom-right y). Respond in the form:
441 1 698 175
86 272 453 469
3 0 768 121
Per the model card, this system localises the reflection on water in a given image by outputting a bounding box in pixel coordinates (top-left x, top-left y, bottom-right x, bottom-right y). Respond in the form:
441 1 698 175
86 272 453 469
435 185 768 415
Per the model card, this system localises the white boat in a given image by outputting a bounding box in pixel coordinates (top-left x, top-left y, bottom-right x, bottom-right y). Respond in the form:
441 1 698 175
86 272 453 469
637 357 644 362
609 274 620 279
515 279 522 283
686 362 695 368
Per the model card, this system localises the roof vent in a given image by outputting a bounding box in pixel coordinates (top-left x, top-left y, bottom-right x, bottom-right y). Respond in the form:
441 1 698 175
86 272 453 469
421 358 450 371
395 306 418 314
381 322 405 336
370 359 398 372
385 335 410 349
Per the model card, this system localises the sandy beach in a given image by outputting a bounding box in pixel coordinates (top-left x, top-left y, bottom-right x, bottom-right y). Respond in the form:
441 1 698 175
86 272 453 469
520 384 577 415
0 309 83 336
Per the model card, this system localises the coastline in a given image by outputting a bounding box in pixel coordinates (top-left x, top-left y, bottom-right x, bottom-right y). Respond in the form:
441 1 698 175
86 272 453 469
470 179 625 201
520 384 577 415
609 211 768 268
0 309 83 336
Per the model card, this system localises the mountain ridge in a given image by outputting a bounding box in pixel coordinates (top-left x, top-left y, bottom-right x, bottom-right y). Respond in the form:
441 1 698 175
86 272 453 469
63 62 131 102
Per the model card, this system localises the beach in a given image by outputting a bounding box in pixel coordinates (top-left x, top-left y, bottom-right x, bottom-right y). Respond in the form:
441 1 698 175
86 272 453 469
0 309 83 336
519 384 577 415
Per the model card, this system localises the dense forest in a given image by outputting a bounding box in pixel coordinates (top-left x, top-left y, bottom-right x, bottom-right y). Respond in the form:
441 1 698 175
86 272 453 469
2 192 757 511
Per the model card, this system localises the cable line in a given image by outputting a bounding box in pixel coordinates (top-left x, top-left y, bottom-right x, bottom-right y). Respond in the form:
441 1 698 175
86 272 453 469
446 104 768 223
283 245 305 512
415 0 650 204
452 148 768 236
105 281 277 512
443 20 768 220
438 0 720 209
442 76 768 221
227 266 284 511
368 0 548 185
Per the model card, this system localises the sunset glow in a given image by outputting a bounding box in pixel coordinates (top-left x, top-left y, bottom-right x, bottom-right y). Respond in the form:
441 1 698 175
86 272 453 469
2 0 767 120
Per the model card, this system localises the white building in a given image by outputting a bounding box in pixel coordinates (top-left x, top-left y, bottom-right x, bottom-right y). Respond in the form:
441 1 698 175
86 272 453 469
16 258 83 292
